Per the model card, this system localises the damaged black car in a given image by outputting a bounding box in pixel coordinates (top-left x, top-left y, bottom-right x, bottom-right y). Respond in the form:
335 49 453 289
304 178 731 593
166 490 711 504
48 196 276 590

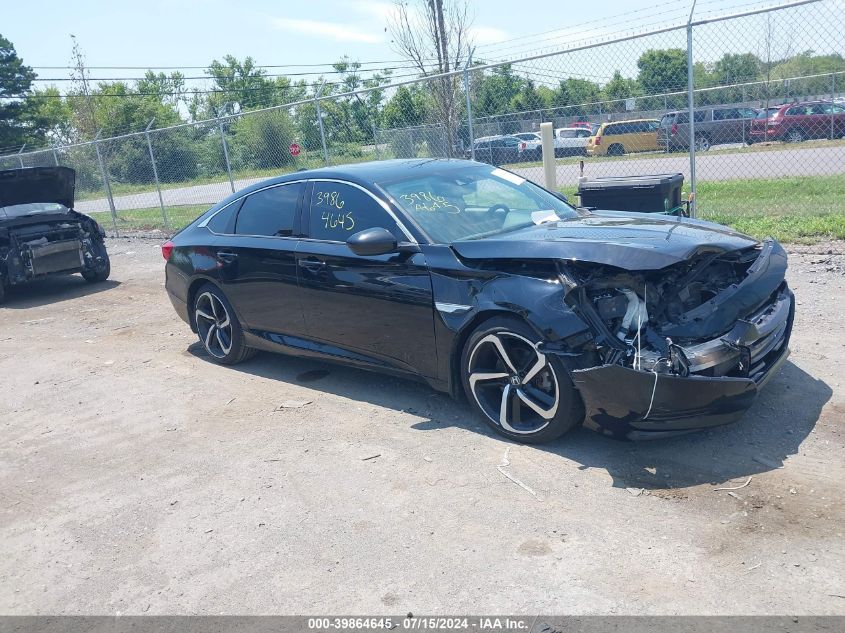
164 159 793 443
0 167 111 303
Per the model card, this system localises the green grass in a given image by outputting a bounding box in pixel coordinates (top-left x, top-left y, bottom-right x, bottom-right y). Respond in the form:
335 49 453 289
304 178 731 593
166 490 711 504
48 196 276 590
99 204 209 233
100 175 845 245
561 174 845 244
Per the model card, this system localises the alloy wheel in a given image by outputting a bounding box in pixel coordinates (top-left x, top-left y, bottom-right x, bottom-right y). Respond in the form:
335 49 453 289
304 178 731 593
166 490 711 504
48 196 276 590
195 291 233 359
467 332 559 435
786 129 804 143
695 135 711 151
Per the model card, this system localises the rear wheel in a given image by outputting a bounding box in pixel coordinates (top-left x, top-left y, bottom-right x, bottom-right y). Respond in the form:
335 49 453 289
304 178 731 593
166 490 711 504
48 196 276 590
193 283 256 365
607 143 624 156
461 317 583 444
786 128 804 143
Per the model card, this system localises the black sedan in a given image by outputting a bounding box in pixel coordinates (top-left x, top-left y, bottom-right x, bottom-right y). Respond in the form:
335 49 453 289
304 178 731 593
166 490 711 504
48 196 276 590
164 159 793 443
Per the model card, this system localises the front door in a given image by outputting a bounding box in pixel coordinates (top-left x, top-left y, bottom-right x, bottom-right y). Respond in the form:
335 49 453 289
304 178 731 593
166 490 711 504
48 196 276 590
295 180 437 378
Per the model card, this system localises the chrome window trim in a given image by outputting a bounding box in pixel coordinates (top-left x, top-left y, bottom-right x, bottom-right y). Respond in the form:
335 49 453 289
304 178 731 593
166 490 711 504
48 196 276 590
307 178 418 245
199 179 307 237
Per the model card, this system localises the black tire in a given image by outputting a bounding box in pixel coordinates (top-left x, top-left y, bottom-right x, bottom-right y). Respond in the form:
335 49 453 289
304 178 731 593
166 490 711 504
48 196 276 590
192 283 256 365
786 129 804 143
694 134 711 152
0 278 5 305
461 316 583 444
81 254 110 283
607 144 624 156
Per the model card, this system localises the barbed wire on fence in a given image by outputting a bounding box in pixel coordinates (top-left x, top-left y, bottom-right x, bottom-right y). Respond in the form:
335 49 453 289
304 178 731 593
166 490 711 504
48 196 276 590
1 0 842 249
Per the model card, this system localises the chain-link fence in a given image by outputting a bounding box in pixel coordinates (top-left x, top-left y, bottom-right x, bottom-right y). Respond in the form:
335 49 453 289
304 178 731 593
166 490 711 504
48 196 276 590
2 0 843 248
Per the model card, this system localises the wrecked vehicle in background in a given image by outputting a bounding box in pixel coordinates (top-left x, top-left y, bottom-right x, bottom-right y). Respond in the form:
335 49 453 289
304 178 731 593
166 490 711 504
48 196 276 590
0 167 111 304
163 159 794 443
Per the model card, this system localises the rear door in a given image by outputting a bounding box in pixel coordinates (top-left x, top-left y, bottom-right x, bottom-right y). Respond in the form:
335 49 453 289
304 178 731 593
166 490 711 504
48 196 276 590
295 179 437 377
217 181 307 339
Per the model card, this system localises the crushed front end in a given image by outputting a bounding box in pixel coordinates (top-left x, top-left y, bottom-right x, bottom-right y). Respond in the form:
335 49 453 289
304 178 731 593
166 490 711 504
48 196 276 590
559 239 794 439
0 211 109 288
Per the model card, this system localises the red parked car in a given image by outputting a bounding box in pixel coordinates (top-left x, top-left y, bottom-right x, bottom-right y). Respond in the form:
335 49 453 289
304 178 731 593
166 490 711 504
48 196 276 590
749 100 845 143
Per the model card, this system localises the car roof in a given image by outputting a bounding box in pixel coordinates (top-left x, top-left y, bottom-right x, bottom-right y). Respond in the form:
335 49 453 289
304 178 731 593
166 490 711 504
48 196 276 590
600 118 658 126
202 158 507 217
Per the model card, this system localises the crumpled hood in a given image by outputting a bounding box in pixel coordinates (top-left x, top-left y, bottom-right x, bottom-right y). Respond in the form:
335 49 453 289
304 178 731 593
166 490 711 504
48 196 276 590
0 167 76 210
451 211 760 270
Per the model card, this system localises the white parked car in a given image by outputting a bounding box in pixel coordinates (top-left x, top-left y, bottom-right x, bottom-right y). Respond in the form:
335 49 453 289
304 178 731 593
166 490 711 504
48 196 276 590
553 127 593 157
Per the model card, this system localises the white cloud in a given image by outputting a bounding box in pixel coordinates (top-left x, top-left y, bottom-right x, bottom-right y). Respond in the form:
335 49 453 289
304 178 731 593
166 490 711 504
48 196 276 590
272 18 382 43
469 25 509 45
352 1 397 22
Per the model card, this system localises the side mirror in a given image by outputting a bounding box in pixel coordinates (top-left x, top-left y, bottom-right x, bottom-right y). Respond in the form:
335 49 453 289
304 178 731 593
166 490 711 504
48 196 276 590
346 227 398 257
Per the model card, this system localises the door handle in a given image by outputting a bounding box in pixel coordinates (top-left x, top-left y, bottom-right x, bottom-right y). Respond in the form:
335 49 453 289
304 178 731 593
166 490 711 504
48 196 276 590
298 257 327 273
217 250 238 262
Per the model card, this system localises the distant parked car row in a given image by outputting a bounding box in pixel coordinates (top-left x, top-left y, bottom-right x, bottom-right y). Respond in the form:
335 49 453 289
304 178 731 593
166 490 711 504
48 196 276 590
466 100 845 167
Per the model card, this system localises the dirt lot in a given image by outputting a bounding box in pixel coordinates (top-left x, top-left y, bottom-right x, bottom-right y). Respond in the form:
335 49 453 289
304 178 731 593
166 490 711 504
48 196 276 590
1 238 843 615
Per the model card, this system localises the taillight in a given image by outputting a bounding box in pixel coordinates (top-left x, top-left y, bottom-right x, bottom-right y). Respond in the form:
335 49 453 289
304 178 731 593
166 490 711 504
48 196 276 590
594 135 601 146
161 240 174 261
671 123 678 135
519 141 526 151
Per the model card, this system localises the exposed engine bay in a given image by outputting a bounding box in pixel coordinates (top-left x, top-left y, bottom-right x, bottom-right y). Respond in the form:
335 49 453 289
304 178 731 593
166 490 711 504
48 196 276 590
561 239 793 384
0 211 109 286
0 166 111 303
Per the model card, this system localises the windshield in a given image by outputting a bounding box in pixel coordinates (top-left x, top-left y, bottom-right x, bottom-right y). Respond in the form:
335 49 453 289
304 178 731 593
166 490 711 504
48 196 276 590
380 164 581 243
0 202 70 220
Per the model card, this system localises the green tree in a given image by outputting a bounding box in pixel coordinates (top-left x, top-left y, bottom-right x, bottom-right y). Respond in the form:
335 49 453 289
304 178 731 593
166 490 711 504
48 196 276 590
475 65 525 117
552 78 602 116
381 85 428 129
636 48 688 95
602 71 641 112
206 55 277 116
0 34 37 149
510 79 547 118
21 86 75 145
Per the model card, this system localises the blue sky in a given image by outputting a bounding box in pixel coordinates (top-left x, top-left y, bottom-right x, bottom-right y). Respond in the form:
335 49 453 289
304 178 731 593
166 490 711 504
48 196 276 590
4 0 767 90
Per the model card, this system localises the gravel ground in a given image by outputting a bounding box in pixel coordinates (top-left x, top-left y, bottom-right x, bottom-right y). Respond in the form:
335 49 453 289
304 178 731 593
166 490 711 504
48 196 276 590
1 238 843 615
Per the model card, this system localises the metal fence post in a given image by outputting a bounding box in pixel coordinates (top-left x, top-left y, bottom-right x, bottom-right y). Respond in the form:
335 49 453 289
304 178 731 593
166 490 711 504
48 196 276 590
145 118 170 231
218 119 235 193
94 133 118 235
464 48 476 161
16 145 25 168
314 81 329 166
686 1 698 218
832 73 837 140
51 147 59 166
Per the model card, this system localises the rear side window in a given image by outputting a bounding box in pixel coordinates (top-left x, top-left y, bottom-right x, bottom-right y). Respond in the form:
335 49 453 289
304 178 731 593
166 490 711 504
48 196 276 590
235 183 303 237
207 200 241 233
309 182 401 242
660 114 675 126
713 108 739 120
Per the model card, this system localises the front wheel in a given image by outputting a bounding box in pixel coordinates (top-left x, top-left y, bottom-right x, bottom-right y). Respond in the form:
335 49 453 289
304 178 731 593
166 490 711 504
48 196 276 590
81 254 110 283
461 317 583 444
786 129 804 143
694 134 711 152
193 283 256 365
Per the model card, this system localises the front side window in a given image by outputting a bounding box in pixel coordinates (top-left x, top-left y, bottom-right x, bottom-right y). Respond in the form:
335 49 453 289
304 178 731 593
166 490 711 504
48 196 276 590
381 163 581 244
235 183 303 237
309 181 401 242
